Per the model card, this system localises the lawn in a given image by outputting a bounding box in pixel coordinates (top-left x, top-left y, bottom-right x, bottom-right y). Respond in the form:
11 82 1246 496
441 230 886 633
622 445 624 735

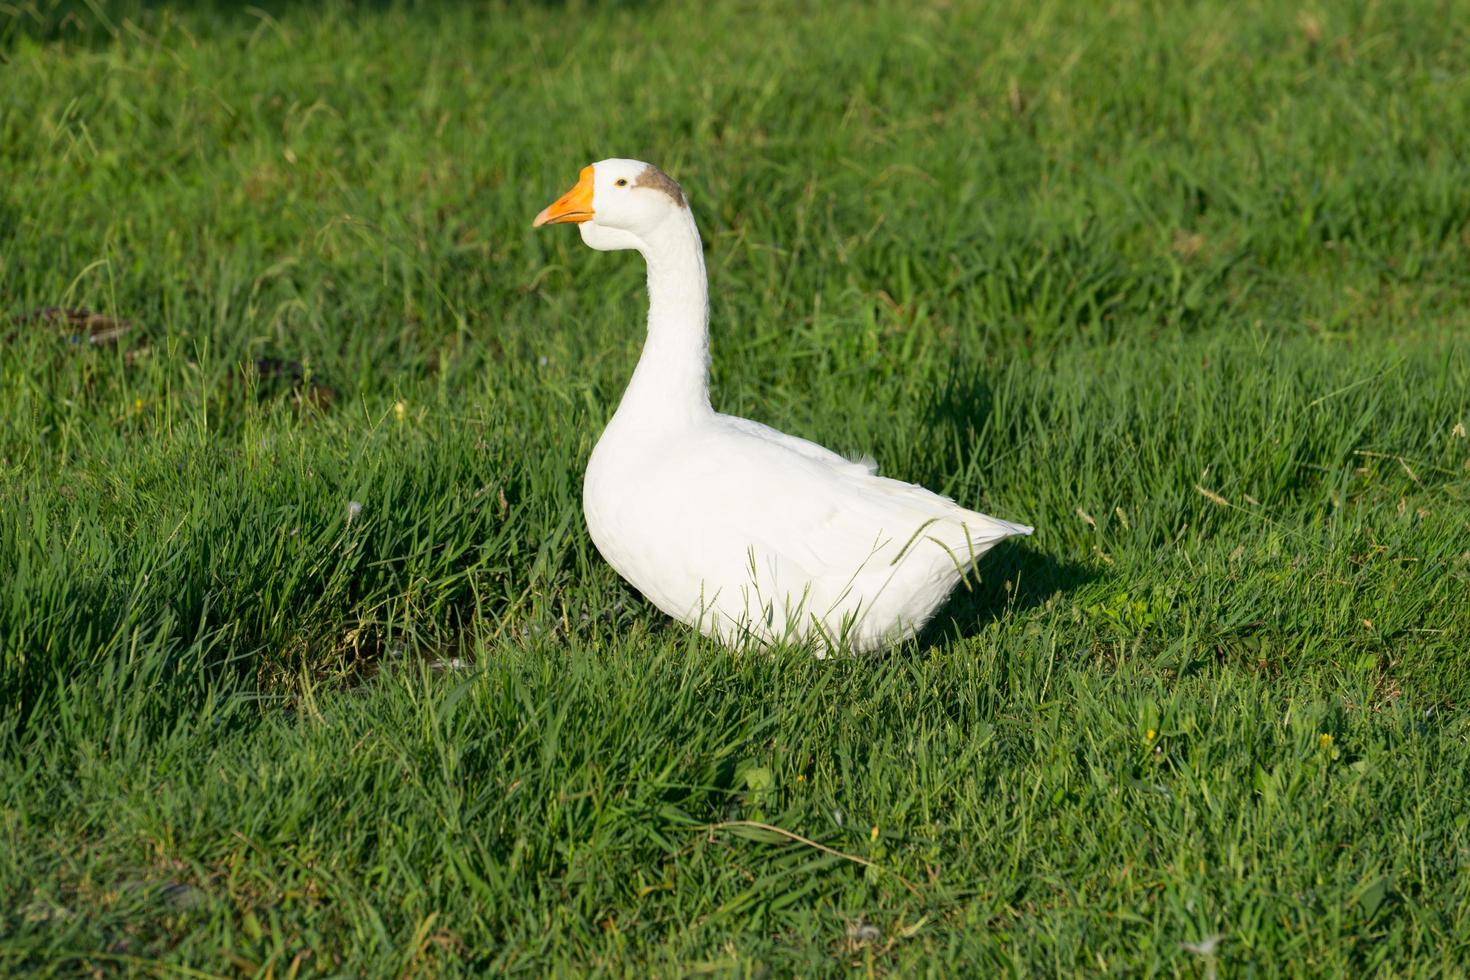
2 0 1469 973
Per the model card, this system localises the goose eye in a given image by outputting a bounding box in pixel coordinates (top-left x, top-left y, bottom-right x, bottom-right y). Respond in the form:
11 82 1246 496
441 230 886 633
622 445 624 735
614 178 628 187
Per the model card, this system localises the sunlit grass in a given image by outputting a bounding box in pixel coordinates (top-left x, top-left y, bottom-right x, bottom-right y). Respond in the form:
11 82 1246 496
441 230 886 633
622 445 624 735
2 0 1468 973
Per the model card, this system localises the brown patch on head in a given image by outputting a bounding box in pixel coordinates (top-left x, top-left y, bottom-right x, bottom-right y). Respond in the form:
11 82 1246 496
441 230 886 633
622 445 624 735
633 164 686 207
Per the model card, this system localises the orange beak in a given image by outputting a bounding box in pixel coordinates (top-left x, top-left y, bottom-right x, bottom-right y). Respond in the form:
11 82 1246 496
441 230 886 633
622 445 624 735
532 166 596 227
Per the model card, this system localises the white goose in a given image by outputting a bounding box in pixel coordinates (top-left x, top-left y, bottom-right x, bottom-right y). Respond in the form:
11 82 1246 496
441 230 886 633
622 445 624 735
534 159 1032 653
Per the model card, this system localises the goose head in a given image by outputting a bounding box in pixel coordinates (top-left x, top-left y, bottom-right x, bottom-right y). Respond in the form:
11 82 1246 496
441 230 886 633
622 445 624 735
532 158 688 252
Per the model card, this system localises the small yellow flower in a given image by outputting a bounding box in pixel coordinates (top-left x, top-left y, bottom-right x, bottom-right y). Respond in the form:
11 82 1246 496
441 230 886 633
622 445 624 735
133 398 144 412
1145 728 1156 743
393 400 407 421
870 825 880 842
1318 733 1334 750
795 773 805 782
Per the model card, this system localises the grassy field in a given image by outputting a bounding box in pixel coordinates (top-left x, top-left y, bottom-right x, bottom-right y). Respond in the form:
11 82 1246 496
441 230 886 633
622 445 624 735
3 0 1470 973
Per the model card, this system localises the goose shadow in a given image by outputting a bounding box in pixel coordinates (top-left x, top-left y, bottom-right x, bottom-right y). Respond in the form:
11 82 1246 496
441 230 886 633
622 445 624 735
914 543 1098 651
906 366 1096 650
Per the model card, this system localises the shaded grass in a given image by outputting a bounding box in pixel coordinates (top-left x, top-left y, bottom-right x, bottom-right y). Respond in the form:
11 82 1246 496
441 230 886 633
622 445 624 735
2 0 1469 973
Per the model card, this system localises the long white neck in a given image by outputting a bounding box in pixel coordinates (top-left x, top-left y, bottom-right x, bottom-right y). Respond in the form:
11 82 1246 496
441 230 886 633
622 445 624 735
614 208 712 426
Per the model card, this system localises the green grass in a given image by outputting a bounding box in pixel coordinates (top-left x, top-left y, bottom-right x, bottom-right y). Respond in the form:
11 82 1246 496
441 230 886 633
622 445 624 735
3 0 1470 973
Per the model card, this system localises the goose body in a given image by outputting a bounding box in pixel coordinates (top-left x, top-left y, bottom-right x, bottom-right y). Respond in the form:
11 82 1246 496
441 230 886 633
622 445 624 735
535 159 1032 653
